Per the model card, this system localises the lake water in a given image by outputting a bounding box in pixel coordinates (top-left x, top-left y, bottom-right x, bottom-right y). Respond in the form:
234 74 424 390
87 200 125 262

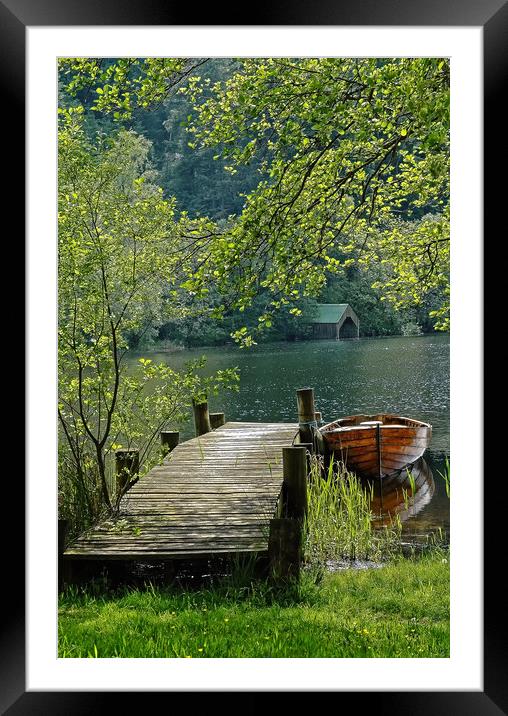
134 334 450 540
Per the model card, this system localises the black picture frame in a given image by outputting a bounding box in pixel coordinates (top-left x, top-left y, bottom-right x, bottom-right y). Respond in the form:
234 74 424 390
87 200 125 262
6 0 497 712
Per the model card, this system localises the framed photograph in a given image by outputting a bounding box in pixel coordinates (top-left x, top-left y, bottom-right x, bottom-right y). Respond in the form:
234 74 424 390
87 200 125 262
6 0 498 710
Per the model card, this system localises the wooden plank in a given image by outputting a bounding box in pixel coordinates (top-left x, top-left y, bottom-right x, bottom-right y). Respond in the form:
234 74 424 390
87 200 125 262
65 547 268 560
121 500 278 508
132 475 284 482
68 542 270 552
84 521 273 531
67 536 270 548
68 535 270 546
77 535 272 543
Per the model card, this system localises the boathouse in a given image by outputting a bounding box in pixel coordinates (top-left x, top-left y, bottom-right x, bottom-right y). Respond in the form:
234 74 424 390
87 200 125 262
312 303 360 340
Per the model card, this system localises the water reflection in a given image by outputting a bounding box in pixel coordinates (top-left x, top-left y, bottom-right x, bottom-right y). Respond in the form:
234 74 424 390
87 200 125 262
367 457 435 528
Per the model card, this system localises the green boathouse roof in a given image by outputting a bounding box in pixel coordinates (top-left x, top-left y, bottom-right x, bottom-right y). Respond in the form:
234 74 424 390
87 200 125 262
314 304 349 324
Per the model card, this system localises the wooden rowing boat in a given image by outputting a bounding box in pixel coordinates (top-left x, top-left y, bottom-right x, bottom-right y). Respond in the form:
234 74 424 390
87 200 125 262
319 414 432 479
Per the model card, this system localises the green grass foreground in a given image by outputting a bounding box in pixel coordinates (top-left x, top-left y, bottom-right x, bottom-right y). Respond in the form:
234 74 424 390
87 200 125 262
58 553 449 658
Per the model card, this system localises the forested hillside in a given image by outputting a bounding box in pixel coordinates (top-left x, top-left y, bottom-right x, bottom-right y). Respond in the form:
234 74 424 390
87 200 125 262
60 58 448 348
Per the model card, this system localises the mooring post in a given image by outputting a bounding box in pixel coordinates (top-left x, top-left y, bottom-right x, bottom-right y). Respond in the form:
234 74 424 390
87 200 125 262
268 446 308 582
193 399 211 436
209 412 225 430
268 518 302 582
314 428 326 457
58 518 68 592
160 430 180 455
297 387 316 447
298 442 313 475
115 448 140 494
282 445 308 521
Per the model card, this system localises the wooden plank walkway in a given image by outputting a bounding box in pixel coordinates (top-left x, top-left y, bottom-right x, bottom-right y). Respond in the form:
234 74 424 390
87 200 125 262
64 422 298 561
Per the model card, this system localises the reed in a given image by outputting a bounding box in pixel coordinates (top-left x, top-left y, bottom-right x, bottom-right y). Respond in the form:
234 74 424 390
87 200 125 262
402 486 410 511
437 457 450 497
303 456 402 567
58 449 111 542
407 469 416 503
400 468 417 511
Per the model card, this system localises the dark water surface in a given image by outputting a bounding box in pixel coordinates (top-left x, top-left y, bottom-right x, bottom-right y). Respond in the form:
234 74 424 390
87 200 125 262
135 334 450 538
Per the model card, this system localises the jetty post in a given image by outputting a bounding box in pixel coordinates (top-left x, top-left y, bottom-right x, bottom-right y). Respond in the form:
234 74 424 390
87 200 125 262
282 446 308 520
210 412 226 429
298 442 313 474
269 445 307 581
297 387 316 448
193 398 212 436
268 518 302 582
160 430 180 455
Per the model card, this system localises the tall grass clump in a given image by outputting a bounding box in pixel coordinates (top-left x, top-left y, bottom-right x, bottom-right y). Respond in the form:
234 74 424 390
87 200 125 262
304 456 402 569
437 457 450 497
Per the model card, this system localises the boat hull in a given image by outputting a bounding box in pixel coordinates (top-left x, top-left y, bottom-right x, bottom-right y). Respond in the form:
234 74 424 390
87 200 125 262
320 414 432 479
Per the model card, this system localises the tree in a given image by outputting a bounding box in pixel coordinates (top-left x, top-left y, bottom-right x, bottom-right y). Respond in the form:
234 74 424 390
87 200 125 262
61 57 450 337
185 58 450 331
58 107 238 532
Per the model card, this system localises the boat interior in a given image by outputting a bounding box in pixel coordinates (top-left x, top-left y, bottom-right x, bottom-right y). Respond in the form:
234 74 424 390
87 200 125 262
321 414 431 432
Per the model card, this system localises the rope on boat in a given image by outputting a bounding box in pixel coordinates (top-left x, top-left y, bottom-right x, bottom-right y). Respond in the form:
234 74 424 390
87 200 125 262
292 419 322 452
296 419 322 453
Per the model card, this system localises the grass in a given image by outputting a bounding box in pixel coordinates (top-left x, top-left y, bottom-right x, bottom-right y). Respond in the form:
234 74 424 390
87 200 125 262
438 457 450 497
304 456 403 567
58 551 449 658
59 453 450 659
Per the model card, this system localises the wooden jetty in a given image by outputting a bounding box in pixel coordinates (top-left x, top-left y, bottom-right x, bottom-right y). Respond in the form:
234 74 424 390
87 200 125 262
60 386 435 586
64 422 299 566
